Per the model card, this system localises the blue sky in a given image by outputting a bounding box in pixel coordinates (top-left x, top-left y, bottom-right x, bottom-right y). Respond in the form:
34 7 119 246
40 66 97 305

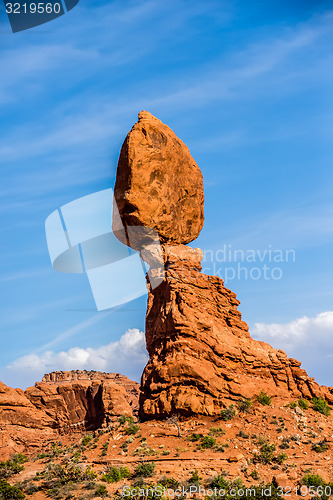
0 0 333 389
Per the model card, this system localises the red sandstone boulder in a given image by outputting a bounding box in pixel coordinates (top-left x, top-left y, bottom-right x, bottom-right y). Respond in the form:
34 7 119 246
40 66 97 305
113 111 204 248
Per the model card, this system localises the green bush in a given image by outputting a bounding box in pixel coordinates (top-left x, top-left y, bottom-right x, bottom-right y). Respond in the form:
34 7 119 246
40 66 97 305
301 474 325 487
312 440 329 453
237 430 249 439
0 455 28 479
125 424 140 435
253 443 276 464
199 436 216 449
209 427 226 436
276 453 287 464
220 404 236 421
118 415 134 425
312 398 331 416
209 474 229 489
158 476 179 488
298 398 309 410
237 398 252 413
0 480 25 500
81 434 93 447
257 391 271 406
102 467 130 483
187 433 203 442
95 484 108 498
188 470 201 485
133 462 155 478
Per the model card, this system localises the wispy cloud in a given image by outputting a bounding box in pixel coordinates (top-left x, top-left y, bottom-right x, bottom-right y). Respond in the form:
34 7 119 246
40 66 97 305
5 328 147 388
251 311 333 385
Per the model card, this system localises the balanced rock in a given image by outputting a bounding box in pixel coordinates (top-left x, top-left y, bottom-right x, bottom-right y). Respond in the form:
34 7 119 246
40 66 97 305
111 112 333 418
113 111 204 248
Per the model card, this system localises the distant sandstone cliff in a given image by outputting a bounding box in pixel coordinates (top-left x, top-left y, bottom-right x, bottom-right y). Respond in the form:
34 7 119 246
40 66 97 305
0 371 139 458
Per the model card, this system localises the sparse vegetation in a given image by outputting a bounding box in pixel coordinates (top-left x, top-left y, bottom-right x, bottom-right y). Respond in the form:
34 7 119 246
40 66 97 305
298 398 309 410
312 440 329 453
257 391 271 406
237 398 252 413
209 427 226 436
187 433 203 442
95 484 108 498
253 442 276 464
0 454 28 479
188 469 201 485
81 434 93 447
220 404 236 421
133 462 155 478
312 398 331 416
102 466 130 483
199 435 216 449
0 479 25 500
125 424 140 435
238 430 249 439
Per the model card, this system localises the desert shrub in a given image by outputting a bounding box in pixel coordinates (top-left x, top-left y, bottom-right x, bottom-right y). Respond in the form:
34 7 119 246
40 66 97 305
83 466 97 481
238 430 249 439
188 470 201 485
276 453 287 464
220 404 236 421
81 434 93 447
0 455 28 479
101 442 109 457
133 462 155 478
288 401 297 409
301 474 325 487
209 427 226 436
312 398 331 416
199 436 216 449
125 424 140 435
298 398 309 410
95 484 108 498
312 440 329 453
279 438 290 450
237 398 252 413
187 433 203 442
158 476 179 488
209 474 229 489
0 480 25 500
253 443 276 464
257 391 271 406
118 415 134 425
102 467 130 483
250 470 259 480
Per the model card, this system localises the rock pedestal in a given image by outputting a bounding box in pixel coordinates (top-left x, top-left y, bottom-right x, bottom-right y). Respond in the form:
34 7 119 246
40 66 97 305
139 245 333 418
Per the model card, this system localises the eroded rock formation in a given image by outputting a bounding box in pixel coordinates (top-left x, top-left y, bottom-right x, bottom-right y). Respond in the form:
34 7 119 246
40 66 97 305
112 111 333 419
0 371 139 458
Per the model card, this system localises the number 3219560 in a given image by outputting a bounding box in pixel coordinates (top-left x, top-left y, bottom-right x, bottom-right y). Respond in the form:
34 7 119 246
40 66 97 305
5 3 62 14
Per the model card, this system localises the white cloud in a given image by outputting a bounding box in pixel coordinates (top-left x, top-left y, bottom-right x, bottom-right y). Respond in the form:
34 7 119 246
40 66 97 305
251 311 333 385
6 328 147 388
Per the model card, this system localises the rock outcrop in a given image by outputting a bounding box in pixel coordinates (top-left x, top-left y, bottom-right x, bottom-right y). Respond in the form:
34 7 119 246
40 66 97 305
0 381 55 458
112 111 333 419
113 111 204 248
0 371 139 458
25 371 139 430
